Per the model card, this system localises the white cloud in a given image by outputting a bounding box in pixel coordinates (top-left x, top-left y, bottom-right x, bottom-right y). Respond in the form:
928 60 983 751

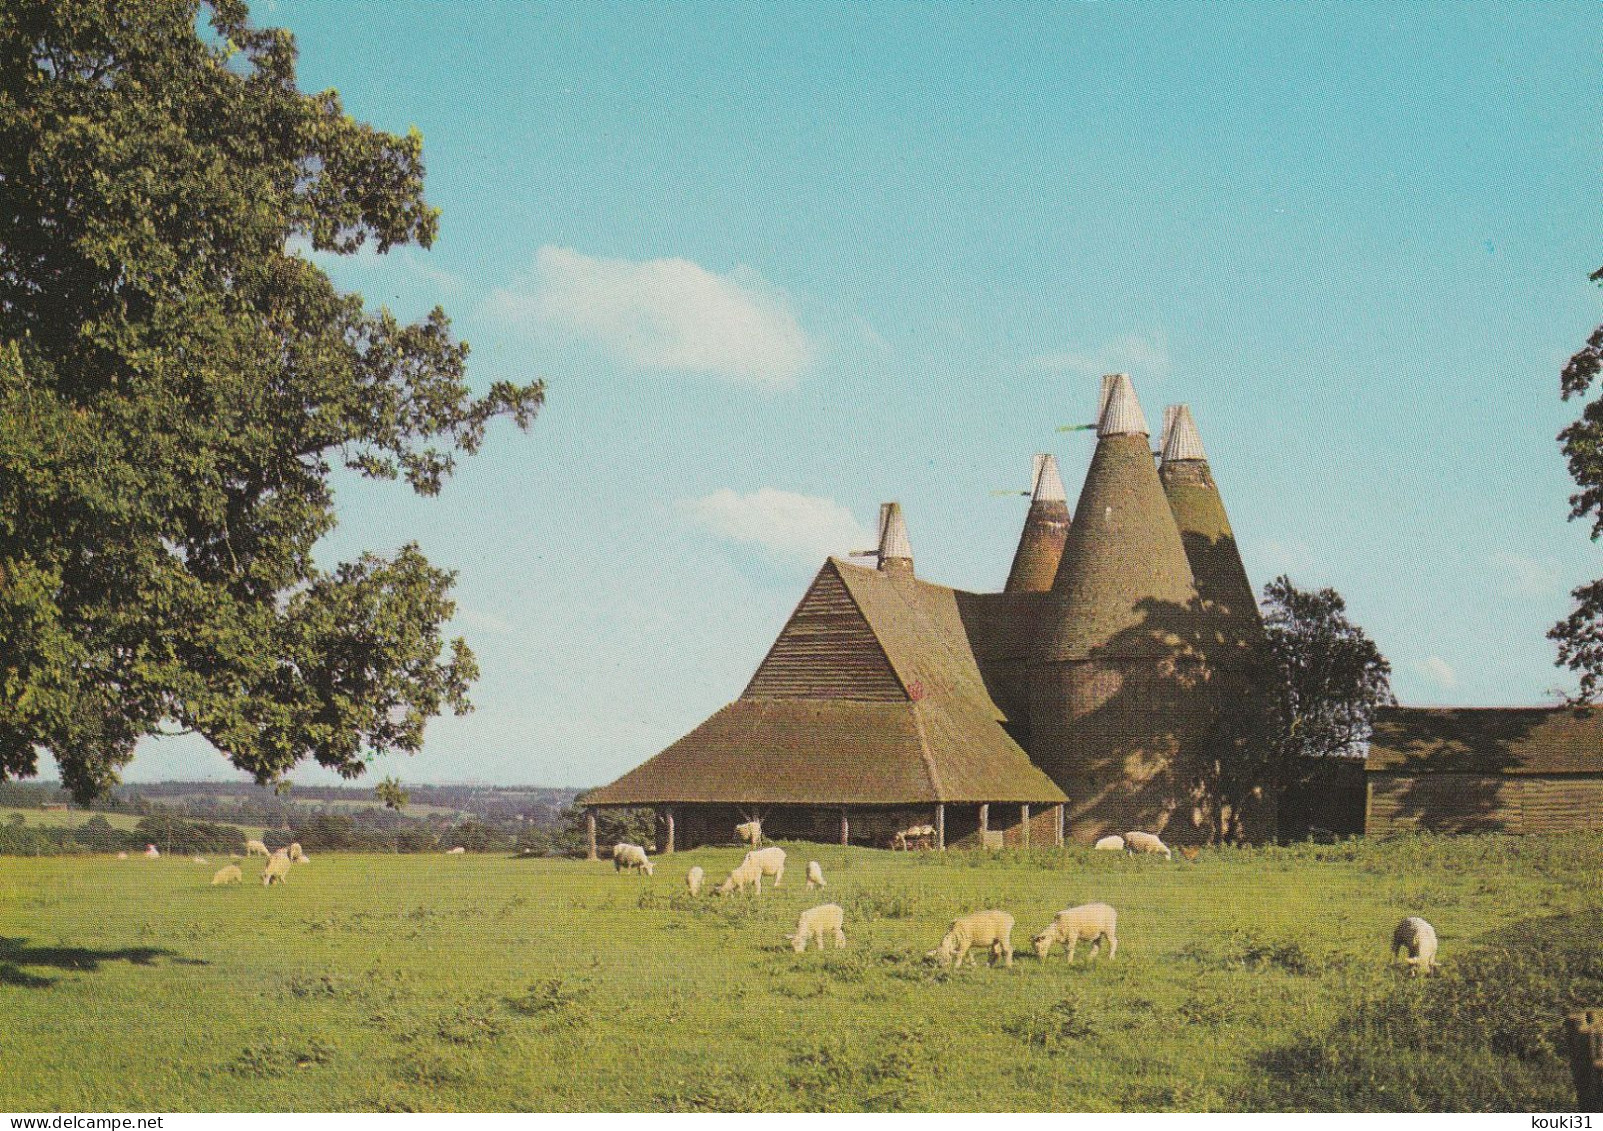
1416 655 1458 690
287 237 464 296
1030 332 1171 379
483 246 813 386
1490 552 1564 598
678 488 874 564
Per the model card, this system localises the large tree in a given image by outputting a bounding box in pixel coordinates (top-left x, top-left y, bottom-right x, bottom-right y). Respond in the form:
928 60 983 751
0 0 542 800
1553 265 1603 701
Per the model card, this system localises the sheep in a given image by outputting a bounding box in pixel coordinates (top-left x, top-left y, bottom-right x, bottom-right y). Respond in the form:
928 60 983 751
892 824 937 850
716 847 786 895
1094 834 1125 852
244 839 269 857
735 819 763 847
928 910 1015 968
1032 903 1118 963
262 853 292 886
116 851 128 860
211 864 243 885
1124 831 1172 859
806 860 826 889
686 866 705 896
295 853 311 864
192 855 207 864
288 842 307 863
446 846 466 855
1392 916 1439 976
612 842 654 876
143 844 160 859
788 904 847 953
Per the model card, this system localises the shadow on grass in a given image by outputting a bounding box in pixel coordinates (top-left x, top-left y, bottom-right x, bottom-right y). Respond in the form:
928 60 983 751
0 936 205 989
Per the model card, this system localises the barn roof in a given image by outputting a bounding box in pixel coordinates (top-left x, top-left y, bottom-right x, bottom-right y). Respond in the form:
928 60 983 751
582 558 1067 806
1366 706 1603 776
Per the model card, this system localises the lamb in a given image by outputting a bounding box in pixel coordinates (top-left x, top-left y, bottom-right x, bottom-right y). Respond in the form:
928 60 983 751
1032 902 1118 963
612 842 654 876
262 853 291 886
1094 835 1125 852
1392 916 1439 976
211 864 243 885
928 910 1015 968
686 866 704 897
716 847 786 895
805 860 826 889
446 846 466 855
288 842 307 863
735 819 763 847
788 904 847 953
116 851 128 860
245 840 269 857
1124 831 1172 859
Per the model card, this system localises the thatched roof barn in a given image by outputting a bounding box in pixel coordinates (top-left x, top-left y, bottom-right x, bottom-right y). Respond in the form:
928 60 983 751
1365 706 1603 835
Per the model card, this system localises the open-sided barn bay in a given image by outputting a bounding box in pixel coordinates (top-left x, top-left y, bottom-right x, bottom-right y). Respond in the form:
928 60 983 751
3 836 1601 1112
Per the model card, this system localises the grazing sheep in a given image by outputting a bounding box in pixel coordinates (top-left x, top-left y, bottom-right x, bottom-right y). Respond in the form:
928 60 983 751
892 824 938 851
788 904 847 953
262 853 291 886
295 853 310 864
116 851 128 860
612 842 654 876
143 844 160 859
928 910 1015 968
446 846 466 855
244 840 269 857
1392 916 1439 976
686 866 704 897
1094 835 1126 852
288 842 307 863
716 847 786 895
735 819 763 847
1125 831 1172 859
211 864 243 885
192 855 207 864
1032 903 1118 963
806 860 826 889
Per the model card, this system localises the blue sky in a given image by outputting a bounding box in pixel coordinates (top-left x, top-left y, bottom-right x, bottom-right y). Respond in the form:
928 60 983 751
99 0 1603 787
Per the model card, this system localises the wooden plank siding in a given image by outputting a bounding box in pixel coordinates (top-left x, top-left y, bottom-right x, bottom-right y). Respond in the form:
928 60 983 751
743 564 906 701
1367 773 1603 835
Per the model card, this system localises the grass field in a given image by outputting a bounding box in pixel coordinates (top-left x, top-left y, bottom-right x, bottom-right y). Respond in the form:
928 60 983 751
2 834 1601 1112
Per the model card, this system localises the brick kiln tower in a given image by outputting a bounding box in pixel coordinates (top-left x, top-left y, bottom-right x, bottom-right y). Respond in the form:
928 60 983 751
1004 454 1072 595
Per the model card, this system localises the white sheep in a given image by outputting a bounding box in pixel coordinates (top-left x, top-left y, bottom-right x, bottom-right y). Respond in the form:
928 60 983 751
1094 834 1126 852
735 819 763 847
295 853 311 864
143 844 160 859
212 864 243 885
116 851 128 860
686 866 704 897
192 855 207 864
612 842 654 876
788 904 847 953
288 842 307 863
1124 831 1172 859
244 839 269 857
1392 916 1439 976
446 846 466 855
716 847 786 895
1032 902 1118 963
928 910 1015 968
893 823 937 850
262 853 291 886
806 860 826 889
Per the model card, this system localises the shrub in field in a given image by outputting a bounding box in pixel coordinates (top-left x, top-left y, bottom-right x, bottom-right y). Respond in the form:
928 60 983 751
1006 993 1102 1048
227 1037 337 1077
1241 911 1603 1111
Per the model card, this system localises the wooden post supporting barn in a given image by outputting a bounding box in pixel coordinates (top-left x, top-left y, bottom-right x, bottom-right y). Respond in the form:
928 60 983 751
585 808 598 862
979 803 989 834
839 808 849 846
663 807 676 855
1568 1009 1603 1112
1021 803 1030 848
936 803 946 851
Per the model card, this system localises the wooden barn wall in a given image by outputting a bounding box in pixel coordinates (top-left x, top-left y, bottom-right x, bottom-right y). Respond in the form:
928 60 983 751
743 567 906 701
1366 773 1603 835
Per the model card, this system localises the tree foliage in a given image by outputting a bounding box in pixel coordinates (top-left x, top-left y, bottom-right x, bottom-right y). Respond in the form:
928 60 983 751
0 1 542 800
1552 265 1603 701
1259 575 1395 764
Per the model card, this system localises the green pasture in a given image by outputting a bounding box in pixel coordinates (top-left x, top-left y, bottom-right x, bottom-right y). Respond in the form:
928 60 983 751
2 834 1600 1112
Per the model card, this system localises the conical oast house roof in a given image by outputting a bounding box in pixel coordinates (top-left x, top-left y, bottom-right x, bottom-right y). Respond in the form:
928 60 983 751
1036 375 1198 660
877 501 914 575
1159 404 1261 661
1004 453 1071 594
